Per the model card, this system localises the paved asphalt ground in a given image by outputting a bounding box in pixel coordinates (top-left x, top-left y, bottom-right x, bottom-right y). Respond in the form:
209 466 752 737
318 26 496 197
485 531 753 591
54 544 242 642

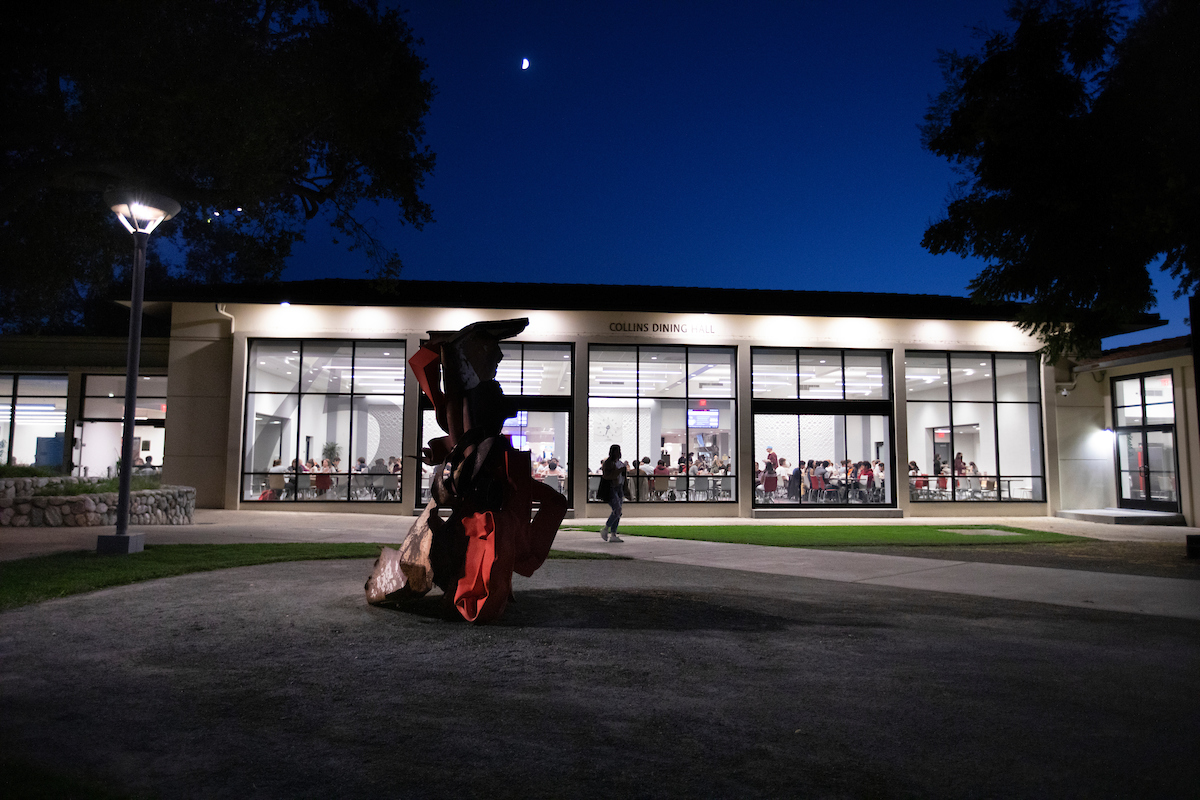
2 511 1198 798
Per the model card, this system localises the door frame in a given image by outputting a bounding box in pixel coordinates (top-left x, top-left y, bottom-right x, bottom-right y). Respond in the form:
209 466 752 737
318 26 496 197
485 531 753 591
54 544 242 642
1111 371 1181 512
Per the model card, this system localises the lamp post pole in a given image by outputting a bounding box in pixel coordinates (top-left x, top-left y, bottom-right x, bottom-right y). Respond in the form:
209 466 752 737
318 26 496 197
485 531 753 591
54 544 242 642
113 229 150 538
97 189 179 556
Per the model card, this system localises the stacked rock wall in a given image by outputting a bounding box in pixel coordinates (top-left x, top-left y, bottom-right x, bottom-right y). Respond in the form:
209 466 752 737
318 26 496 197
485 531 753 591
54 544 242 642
0 478 195 527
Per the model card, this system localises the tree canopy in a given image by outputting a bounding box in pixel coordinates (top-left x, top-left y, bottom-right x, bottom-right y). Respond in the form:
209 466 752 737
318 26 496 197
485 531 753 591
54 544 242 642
922 0 1199 359
0 0 435 333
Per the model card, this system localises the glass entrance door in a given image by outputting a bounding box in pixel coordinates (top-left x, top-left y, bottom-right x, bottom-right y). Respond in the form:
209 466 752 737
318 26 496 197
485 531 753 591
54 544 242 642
1113 372 1179 512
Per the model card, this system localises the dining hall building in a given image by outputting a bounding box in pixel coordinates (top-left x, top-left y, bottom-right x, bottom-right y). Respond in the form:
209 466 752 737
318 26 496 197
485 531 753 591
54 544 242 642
2 278 1195 525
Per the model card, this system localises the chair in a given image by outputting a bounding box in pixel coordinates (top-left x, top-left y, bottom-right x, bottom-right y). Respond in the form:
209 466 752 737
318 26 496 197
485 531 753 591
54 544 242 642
296 473 312 499
541 475 563 495
691 475 711 501
652 475 670 500
351 474 371 499
314 472 332 497
267 473 286 500
377 473 399 500
761 475 778 503
720 476 733 500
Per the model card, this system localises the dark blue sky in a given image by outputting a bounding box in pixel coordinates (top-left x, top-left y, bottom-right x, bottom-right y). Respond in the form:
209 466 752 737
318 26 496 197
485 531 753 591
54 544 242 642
284 0 1186 347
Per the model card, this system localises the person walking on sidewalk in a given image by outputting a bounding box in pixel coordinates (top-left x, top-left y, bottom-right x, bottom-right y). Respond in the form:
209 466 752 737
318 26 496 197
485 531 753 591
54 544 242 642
600 444 627 542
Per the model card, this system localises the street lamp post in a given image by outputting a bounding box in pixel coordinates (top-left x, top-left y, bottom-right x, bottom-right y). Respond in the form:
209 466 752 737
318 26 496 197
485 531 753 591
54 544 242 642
97 189 180 556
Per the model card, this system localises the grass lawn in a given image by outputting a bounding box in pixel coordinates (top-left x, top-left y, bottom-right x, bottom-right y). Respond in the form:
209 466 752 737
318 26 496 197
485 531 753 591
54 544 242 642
0 543 620 612
570 524 1084 548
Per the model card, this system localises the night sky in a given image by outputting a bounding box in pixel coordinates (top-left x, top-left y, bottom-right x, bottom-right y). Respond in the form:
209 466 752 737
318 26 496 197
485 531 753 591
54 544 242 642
284 0 1186 348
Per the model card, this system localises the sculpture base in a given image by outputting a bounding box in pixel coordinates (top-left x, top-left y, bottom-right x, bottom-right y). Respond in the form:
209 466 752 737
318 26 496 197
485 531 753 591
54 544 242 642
97 533 146 555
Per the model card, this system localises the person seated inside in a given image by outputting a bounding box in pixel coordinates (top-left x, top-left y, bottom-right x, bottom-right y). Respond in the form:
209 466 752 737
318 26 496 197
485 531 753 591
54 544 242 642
544 458 567 478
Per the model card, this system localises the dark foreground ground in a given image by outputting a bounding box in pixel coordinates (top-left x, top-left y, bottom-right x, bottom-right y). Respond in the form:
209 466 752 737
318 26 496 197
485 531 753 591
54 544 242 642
2 558 1198 799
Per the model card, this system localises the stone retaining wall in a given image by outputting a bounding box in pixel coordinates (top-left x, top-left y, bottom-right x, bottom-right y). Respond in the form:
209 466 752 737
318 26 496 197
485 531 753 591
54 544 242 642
0 485 196 527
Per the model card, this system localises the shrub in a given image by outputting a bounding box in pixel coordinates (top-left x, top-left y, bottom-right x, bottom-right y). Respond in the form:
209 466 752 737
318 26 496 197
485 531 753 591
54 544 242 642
32 475 162 496
0 465 62 478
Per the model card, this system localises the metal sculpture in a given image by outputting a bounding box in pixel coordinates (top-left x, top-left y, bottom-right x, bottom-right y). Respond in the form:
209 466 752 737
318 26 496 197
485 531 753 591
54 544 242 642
365 318 567 623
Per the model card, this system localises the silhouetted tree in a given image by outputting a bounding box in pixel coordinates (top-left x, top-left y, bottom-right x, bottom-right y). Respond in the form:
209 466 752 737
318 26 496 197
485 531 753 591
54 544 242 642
1 0 435 332
922 0 1198 359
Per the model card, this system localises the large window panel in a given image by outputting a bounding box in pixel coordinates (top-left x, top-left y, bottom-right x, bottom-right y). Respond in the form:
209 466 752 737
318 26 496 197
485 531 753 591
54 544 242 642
349 395 405 474
589 346 637 397
751 350 798 399
11 396 67 468
522 344 572 396
352 344 407 395
951 355 993 401
299 394 352 469
996 402 1043 480
688 348 734 398
17 375 68 397
904 354 949 401
950 403 997 477
301 343 354 394
798 351 842 399
906 351 1042 503
248 341 302 393
589 344 736 502
244 340 405 503
244 394 298 473
639 347 686 398
906 402 951 476
844 353 889 400
995 355 1040 402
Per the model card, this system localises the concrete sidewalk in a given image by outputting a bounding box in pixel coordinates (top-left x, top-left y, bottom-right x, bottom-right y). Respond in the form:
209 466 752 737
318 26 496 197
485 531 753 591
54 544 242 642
553 528 1200 621
3 508 1197 620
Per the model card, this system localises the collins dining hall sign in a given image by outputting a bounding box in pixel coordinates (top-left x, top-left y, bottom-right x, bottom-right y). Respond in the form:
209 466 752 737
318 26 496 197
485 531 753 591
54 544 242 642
608 320 717 334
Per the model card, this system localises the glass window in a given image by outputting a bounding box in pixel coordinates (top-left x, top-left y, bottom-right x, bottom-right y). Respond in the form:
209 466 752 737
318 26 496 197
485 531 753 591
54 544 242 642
1114 377 1143 408
951 354 993 401
0 402 10 471
688 348 734 398
994 355 1040 402
417 409 449 504
589 346 637 397
951 403 998 478
639 347 686 398
797 351 842 399
754 413 891 505
248 341 302 393
496 344 523 396
11 396 67 469
1114 373 1175 427
904 354 949 401
352 343 407 395
1143 373 1173 406
844 353 889 400
17 375 68 397
521 344 572 396
243 341 404 502
751 349 797 399
589 344 736 502
906 401 951 479
905 352 1041 502
301 343 354 394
